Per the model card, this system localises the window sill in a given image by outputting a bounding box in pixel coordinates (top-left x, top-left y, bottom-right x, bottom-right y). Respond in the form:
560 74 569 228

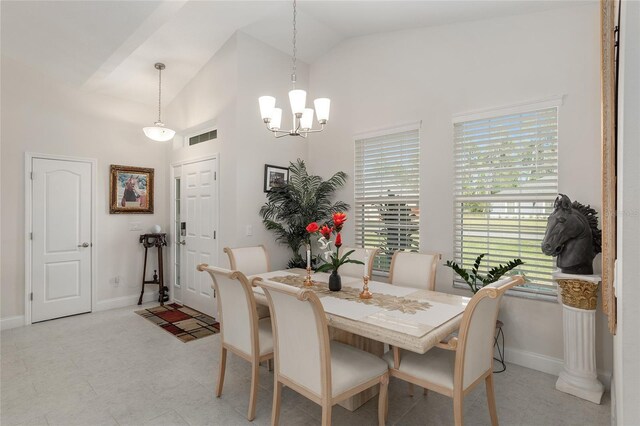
452 281 558 303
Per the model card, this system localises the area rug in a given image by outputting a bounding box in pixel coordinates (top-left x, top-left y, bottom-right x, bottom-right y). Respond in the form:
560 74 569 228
135 303 220 342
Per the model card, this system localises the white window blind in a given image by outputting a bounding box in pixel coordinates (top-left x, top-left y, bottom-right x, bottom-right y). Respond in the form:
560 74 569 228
355 127 420 273
453 106 558 298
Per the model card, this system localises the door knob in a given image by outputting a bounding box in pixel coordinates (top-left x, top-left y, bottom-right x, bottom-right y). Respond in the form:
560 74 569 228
78 242 90 248
177 240 186 246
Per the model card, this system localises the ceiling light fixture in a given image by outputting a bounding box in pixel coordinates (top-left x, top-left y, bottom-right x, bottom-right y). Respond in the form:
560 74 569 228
143 63 175 142
258 0 330 138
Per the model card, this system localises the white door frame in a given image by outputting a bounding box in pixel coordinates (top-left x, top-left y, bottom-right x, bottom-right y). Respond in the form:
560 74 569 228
24 153 97 325
169 153 220 305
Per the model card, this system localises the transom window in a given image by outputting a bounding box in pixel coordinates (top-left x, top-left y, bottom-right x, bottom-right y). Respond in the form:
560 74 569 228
453 101 560 299
354 126 420 273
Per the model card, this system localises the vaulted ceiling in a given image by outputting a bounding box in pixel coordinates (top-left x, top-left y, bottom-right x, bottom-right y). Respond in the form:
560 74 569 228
1 1 589 107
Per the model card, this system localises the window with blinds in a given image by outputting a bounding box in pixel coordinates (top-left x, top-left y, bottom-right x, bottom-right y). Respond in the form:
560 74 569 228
355 127 420 273
453 105 558 298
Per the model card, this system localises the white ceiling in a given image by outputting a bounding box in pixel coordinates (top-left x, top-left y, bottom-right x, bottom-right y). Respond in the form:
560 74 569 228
1 0 589 107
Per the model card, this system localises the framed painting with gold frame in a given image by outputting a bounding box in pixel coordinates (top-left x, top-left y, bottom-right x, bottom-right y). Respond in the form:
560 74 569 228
109 165 154 214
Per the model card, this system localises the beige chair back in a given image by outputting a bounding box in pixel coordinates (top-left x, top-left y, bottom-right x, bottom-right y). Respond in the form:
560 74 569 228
388 251 441 290
337 247 379 278
454 276 523 389
224 245 270 276
200 266 259 357
254 279 330 398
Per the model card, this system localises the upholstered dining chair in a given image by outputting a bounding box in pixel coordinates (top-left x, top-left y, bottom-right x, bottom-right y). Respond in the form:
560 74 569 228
388 251 442 291
253 277 389 426
224 245 271 319
387 250 442 397
224 245 271 276
337 247 379 278
197 265 274 421
383 275 524 426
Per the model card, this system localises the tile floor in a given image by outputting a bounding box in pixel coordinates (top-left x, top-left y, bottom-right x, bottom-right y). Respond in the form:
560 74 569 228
1 304 611 426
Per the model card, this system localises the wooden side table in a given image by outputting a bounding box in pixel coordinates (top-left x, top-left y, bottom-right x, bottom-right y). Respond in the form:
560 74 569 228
138 233 168 306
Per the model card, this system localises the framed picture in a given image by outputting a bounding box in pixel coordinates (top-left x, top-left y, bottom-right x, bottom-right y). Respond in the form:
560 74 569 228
110 165 154 214
264 164 289 192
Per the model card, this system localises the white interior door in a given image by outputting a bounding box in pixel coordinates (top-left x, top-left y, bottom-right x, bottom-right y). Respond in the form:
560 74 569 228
180 159 218 317
31 158 92 322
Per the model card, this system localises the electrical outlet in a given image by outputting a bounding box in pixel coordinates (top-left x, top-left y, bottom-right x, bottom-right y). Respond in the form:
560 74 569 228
128 222 142 231
246 225 253 236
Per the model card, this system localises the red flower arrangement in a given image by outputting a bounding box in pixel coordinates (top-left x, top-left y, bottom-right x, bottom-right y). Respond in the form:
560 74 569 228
306 213 362 274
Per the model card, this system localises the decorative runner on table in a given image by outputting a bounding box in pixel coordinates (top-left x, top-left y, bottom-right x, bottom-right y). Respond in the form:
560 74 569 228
135 303 220 342
270 275 432 314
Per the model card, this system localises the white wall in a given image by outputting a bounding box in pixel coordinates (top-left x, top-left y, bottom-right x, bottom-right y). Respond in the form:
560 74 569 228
1 56 170 322
614 1 640 423
307 5 612 375
166 32 309 281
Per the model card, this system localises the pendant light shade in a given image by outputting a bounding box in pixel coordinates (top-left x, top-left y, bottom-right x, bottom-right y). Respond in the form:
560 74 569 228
143 123 176 142
288 89 307 116
143 63 175 142
314 98 331 123
259 96 276 121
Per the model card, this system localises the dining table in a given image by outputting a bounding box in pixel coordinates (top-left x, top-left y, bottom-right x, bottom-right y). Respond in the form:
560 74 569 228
248 268 471 411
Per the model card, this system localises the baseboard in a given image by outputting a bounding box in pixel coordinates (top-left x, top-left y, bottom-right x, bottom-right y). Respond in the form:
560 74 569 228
95 292 158 312
0 315 25 330
504 346 611 389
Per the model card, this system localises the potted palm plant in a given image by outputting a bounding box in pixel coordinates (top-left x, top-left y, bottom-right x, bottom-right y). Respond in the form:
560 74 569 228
260 159 349 268
444 253 524 294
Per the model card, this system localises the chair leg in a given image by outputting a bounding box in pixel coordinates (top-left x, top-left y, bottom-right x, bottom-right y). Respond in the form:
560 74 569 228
321 404 332 426
453 393 463 426
248 360 260 421
268 358 273 372
378 374 389 426
423 388 428 396
407 382 414 397
485 373 499 426
272 381 283 426
216 347 227 397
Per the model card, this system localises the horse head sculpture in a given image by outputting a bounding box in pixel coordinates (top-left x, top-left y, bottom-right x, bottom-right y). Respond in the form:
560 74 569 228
541 194 602 275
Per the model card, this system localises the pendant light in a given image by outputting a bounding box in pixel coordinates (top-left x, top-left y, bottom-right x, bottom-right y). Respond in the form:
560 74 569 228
143 63 175 142
258 0 330 138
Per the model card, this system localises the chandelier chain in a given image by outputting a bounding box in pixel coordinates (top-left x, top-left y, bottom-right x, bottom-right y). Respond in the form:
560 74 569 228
157 67 162 123
291 0 297 87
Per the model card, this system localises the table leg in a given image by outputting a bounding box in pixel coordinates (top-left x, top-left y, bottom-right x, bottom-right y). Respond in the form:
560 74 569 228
329 327 384 411
138 246 149 305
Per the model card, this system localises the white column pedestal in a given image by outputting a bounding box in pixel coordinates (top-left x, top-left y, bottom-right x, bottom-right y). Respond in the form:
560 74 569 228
553 272 604 404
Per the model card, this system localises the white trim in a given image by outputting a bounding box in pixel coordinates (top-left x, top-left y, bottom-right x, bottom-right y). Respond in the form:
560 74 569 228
452 95 565 123
353 120 421 141
95 292 158 312
170 153 220 168
503 346 611 389
1 316 26 330
24 153 98 326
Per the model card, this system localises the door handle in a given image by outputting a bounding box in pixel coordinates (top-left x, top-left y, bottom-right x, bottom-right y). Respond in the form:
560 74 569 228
77 242 90 248
177 240 186 246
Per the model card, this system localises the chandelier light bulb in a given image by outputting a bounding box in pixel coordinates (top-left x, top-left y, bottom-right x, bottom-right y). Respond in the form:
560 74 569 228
270 108 283 130
259 96 276 121
288 89 307 116
300 108 314 130
314 98 330 124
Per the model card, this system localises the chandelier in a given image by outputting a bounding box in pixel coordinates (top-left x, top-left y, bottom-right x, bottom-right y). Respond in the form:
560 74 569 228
143 63 176 142
258 0 330 138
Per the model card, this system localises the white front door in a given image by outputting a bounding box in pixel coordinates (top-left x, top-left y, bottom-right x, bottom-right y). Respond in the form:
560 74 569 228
31 158 93 322
180 159 218 317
